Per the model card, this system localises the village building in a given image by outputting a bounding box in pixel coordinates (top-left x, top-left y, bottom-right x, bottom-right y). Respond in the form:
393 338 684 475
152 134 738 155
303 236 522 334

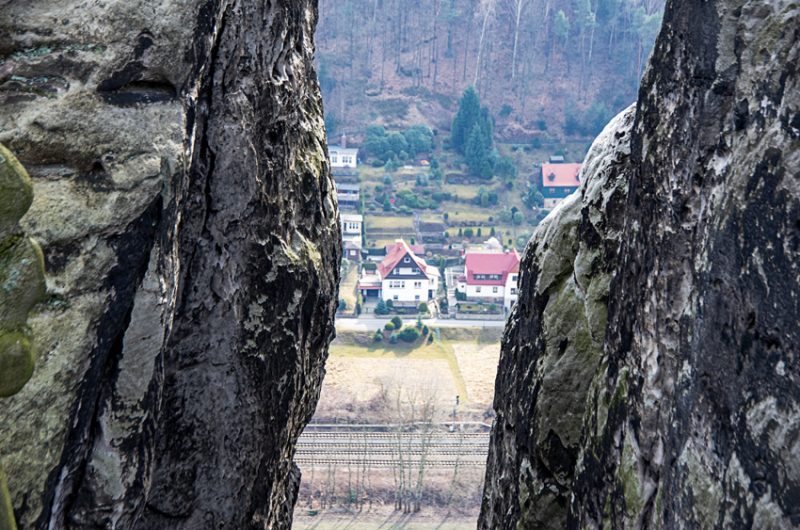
335 182 360 209
359 240 439 305
540 162 582 209
341 213 363 261
457 249 521 311
328 145 359 169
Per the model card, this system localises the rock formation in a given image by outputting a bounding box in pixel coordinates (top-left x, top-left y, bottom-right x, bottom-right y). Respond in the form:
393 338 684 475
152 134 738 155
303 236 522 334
0 144 47 530
481 1 799 528
1 1 339 529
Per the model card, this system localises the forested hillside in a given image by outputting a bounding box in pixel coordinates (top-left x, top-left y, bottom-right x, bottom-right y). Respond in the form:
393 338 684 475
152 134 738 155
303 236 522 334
317 0 664 141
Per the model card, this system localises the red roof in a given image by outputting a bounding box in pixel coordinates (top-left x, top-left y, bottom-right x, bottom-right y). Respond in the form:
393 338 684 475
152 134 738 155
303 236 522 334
378 240 434 279
541 163 581 187
464 251 520 286
384 243 425 255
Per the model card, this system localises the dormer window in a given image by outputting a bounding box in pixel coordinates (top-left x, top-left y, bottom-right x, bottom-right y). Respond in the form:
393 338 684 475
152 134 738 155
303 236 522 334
403 257 410 263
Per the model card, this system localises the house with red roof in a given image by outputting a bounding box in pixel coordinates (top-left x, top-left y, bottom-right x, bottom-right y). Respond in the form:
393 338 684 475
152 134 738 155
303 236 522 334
358 240 439 305
457 249 521 311
540 162 582 209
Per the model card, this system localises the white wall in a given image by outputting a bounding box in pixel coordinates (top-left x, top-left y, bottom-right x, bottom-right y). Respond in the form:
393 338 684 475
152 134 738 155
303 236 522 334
465 284 504 300
503 273 519 309
381 278 431 303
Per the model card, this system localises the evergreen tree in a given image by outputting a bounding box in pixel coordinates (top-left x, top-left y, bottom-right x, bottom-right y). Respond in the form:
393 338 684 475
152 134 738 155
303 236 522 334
465 124 492 178
451 86 481 153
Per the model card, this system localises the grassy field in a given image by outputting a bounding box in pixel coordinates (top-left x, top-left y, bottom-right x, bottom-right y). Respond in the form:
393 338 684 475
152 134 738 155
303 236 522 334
339 263 359 311
366 215 414 230
313 330 501 423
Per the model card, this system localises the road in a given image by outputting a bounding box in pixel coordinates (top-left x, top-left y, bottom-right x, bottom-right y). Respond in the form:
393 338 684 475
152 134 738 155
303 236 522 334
335 316 507 332
295 430 490 468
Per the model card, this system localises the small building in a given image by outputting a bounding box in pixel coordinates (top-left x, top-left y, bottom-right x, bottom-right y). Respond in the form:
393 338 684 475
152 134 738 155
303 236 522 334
329 145 359 169
336 182 360 209
359 240 439 305
341 213 363 261
457 250 521 311
540 163 582 209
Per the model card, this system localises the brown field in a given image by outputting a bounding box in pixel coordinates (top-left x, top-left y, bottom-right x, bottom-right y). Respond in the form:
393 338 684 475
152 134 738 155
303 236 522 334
313 331 500 424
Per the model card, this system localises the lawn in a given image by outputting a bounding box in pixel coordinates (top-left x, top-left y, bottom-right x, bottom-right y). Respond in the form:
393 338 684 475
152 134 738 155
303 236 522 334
339 263 359 311
441 183 479 200
315 330 501 421
365 214 414 230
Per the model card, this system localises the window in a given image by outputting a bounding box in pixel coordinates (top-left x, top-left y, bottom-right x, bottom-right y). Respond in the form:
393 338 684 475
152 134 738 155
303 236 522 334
403 257 411 263
415 295 420 301
512 275 518 282
511 288 517 295
414 281 422 288
393 295 399 300
492 286 498 293
476 286 481 293
332 155 339 163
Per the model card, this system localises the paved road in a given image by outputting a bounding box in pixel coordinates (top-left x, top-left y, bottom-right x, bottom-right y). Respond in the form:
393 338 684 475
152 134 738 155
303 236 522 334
335 317 507 332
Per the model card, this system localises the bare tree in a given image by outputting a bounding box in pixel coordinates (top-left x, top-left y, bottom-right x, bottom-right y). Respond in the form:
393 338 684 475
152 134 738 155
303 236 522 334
473 0 496 86
504 0 530 80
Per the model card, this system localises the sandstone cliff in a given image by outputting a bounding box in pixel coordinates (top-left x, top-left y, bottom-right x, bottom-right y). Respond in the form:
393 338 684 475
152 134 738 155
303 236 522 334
481 1 799 528
0 1 339 529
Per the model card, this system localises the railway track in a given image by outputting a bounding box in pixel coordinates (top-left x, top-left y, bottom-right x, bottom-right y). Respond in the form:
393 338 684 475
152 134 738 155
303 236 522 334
295 429 490 468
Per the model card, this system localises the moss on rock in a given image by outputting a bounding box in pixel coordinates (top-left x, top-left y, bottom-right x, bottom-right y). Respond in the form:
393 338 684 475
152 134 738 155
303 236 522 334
0 331 34 398
0 144 44 530
0 144 33 240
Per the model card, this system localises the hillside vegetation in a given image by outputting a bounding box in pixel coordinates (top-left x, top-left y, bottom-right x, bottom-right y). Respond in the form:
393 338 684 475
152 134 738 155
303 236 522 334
317 0 664 140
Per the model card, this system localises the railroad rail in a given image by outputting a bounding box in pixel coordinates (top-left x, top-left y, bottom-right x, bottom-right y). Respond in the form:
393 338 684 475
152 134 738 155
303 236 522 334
295 429 490 468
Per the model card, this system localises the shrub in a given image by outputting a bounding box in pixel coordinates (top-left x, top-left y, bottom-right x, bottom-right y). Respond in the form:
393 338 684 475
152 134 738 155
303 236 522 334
386 299 394 309
389 333 399 344
427 334 434 344
391 316 403 329
384 321 396 331
418 302 429 314
422 325 430 335
398 326 421 343
338 299 347 311
464 228 474 238
373 330 383 342
375 299 388 315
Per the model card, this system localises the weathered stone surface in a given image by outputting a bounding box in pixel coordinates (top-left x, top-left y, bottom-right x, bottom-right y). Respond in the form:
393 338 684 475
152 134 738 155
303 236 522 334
480 106 635 529
481 1 799 528
1 1 338 529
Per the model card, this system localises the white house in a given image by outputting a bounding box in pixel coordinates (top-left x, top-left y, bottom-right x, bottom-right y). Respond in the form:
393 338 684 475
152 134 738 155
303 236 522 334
341 213 363 260
457 250 521 311
359 240 439 305
329 146 359 169
335 182 360 209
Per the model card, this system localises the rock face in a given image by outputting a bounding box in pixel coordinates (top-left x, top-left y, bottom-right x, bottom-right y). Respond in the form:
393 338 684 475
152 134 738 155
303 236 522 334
481 1 799 528
1 2 338 529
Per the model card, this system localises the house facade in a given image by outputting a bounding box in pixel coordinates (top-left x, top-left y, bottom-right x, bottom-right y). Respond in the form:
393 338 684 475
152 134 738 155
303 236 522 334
457 250 521 311
341 213 363 260
359 240 439 305
329 146 359 169
540 162 582 209
336 182 360 209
